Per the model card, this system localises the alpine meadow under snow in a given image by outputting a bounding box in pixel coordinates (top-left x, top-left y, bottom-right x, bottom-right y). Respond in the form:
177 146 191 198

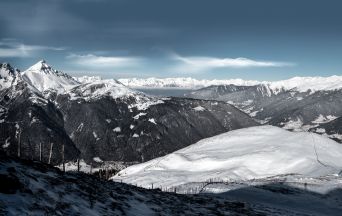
113 126 342 190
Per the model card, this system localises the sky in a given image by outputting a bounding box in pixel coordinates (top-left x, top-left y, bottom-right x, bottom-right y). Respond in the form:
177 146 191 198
0 0 341 80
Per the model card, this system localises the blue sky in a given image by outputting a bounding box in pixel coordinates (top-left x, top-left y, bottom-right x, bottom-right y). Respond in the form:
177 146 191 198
0 0 341 80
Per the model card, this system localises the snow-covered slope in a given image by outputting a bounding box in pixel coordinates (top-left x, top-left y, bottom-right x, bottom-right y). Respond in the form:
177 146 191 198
68 79 165 110
0 63 20 89
118 75 342 93
69 79 136 100
74 75 102 84
269 75 342 93
22 60 79 93
113 125 342 189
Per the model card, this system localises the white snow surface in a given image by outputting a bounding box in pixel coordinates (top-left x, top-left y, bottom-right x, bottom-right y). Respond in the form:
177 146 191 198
113 127 121 132
193 106 206 111
113 126 342 189
22 60 79 93
74 75 102 83
69 79 134 100
69 78 164 110
0 63 20 90
117 75 342 93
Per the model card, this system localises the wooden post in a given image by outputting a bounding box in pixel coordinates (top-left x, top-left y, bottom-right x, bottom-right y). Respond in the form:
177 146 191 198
77 159 80 172
90 163 93 174
17 128 21 158
151 183 153 189
62 144 65 172
48 142 54 164
39 142 42 162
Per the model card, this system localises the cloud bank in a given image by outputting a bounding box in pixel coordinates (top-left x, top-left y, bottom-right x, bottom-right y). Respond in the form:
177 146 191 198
171 53 295 73
66 54 141 68
0 39 65 58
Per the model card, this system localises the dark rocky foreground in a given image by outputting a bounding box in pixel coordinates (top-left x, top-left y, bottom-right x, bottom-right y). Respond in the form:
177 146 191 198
0 153 261 216
1 153 341 216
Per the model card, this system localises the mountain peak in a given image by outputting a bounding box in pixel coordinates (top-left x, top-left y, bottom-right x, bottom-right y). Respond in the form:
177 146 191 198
22 60 79 93
27 59 53 74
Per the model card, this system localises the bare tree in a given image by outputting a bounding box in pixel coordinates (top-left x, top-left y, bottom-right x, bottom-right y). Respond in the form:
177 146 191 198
48 142 54 164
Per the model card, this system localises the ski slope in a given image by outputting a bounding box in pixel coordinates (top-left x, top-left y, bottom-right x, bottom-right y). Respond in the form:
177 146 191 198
112 126 342 189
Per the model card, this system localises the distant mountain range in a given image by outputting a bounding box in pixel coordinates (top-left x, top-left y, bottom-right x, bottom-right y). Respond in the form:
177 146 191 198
185 83 342 143
118 76 342 92
118 75 342 143
0 61 257 166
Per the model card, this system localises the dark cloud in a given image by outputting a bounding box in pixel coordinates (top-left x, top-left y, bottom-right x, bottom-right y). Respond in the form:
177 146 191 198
0 0 341 80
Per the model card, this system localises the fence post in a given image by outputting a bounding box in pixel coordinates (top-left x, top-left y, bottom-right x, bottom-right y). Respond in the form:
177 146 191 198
39 142 42 161
17 128 21 158
77 159 80 172
62 144 65 172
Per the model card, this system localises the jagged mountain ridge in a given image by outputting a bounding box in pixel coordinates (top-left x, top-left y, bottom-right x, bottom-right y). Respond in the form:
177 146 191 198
0 61 258 165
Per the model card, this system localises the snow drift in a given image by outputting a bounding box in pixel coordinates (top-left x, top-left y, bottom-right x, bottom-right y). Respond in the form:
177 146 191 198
112 125 342 188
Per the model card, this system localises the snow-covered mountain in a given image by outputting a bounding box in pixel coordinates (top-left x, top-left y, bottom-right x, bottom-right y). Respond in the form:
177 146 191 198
0 63 20 89
0 61 258 165
74 75 102 84
22 60 79 94
118 77 261 89
118 76 342 93
183 73 342 140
